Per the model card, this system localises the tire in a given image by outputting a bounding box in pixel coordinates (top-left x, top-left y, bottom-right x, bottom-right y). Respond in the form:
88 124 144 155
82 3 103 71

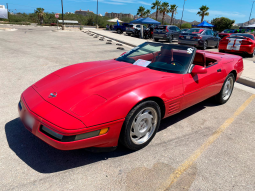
248 49 255 58
154 38 159 42
119 101 161 151
168 35 173 43
214 73 235 104
117 29 121 34
127 33 131 36
215 41 219 48
202 41 208 50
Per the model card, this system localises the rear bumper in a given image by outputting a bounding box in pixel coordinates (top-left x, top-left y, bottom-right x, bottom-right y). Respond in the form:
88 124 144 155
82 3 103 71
154 34 169 40
18 89 124 150
219 44 254 54
178 39 203 47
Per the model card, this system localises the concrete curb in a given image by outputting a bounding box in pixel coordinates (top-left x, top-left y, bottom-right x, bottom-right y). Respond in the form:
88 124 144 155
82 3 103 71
84 29 255 89
237 77 255 88
85 30 137 47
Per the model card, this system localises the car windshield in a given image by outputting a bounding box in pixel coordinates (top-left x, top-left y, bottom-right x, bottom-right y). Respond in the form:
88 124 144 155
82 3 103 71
188 29 204 34
230 33 254 40
116 42 195 74
223 29 235 33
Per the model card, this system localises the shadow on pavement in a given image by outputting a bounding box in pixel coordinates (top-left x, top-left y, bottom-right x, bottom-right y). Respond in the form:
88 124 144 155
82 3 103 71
5 99 217 174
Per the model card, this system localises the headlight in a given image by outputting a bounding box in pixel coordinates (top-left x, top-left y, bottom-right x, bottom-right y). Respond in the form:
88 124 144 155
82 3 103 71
41 126 63 140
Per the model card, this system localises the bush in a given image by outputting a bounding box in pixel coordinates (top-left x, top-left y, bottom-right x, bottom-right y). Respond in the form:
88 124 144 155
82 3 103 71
211 17 235 32
181 23 192 29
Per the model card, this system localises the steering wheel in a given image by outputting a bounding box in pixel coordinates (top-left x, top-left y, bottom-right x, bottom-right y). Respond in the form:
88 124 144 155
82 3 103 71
168 60 183 66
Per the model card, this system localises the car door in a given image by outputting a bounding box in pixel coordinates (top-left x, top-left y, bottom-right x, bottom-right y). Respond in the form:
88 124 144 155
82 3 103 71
205 30 214 46
211 30 219 46
175 27 181 39
182 55 225 110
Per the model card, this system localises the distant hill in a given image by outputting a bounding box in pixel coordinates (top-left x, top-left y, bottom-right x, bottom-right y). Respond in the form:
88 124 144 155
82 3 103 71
237 18 255 26
149 12 199 25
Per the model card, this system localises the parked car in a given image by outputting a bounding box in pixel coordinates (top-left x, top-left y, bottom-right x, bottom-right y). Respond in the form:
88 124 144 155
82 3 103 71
178 28 221 50
153 25 181 43
134 25 147 38
113 23 129 34
219 33 255 57
126 24 137 36
181 29 190 33
19 42 243 151
218 29 238 39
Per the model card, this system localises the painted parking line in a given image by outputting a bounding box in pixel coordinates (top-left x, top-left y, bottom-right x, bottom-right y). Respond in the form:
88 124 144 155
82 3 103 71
159 94 255 191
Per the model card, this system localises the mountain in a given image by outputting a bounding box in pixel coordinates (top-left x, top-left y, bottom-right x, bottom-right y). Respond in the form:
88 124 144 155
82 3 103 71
237 18 255 26
149 12 199 25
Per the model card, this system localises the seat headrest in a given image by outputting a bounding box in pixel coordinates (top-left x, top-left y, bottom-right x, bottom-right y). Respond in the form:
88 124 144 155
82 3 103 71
194 53 205 66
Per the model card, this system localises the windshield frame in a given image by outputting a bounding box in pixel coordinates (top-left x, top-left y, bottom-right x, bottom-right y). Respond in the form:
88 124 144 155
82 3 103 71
116 42 197 74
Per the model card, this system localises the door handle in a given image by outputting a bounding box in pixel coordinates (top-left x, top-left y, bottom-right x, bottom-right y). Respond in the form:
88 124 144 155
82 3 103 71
217 69 222 72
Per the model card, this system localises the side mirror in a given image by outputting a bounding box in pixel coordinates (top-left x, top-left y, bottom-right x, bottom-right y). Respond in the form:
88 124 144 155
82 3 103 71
191 65 207 74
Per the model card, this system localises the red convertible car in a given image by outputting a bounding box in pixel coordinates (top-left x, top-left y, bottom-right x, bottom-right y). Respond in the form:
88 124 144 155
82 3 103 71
219 33 255 57
18 43 243 151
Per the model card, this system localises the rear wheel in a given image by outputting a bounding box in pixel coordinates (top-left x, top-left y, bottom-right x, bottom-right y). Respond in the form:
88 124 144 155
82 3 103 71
154 38 159 42
215 41 219 48
168 35 173 43
214 73 235 104
117 29 121 34
202 41 208 50
119 101 161 150
127 33 131 36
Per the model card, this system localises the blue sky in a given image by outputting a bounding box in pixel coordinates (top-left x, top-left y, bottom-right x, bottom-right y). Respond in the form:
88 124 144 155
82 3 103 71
1 0 254 23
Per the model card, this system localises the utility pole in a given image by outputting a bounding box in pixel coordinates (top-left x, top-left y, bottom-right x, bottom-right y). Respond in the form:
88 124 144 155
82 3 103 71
180 0 186 29
248 1 255 25
6 3 9 22
61 0 64 30
96 0 98 28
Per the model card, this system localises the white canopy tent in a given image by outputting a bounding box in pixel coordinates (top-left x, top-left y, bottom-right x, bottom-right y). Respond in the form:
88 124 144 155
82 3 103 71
0 6 8 19
107 18 123 23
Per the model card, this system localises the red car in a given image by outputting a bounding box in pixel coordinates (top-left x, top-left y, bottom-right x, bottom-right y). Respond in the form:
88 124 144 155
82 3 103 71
18 43 243 151
219 33 255 57
218 29 237 39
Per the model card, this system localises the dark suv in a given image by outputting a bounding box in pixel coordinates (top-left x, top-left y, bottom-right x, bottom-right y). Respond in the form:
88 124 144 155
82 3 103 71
153 25 181 43
178 28 221 50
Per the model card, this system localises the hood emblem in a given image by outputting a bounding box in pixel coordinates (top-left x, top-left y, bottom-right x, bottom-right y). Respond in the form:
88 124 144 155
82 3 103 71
48 92 57 98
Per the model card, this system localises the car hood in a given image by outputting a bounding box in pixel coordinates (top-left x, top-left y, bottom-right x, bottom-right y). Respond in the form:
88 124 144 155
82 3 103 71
33 60 176 119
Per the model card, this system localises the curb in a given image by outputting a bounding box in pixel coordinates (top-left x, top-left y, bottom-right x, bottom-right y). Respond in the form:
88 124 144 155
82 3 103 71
85 30 137 47
237 77 255 88
84 30 255 89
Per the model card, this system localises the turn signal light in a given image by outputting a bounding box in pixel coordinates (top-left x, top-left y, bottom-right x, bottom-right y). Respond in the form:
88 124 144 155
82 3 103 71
99 128 109 135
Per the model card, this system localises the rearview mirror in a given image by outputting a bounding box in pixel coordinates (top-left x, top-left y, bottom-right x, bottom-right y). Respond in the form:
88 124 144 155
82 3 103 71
191 65 207 74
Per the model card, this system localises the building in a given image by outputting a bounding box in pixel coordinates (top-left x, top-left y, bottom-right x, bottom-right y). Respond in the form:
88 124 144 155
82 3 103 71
105 12 134 19
75 9 94 16
65 12 74 14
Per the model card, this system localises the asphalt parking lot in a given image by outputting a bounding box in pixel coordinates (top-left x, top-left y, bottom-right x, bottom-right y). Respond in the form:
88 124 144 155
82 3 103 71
1 26 255 191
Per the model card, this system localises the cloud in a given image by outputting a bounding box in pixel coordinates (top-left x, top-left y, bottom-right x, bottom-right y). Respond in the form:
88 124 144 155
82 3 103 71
182 8 246 18
68 0 151 6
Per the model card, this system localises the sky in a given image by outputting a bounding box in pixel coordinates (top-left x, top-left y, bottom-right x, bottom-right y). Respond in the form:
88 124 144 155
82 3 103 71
1 0 254 23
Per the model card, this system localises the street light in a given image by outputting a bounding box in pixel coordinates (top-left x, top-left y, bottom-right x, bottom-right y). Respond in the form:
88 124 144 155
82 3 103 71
61 0 64 30
180 0 186 29
248 1 255 25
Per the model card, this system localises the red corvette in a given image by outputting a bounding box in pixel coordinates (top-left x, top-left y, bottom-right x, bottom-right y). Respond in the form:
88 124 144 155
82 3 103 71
18 43 243 151
219 33 255 57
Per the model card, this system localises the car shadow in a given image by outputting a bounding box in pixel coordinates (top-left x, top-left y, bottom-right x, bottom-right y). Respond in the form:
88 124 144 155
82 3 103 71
5 98 217 174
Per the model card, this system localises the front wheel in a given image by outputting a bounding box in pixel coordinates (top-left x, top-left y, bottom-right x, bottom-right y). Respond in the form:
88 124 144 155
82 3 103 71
202 41 208 50
214 73 235 104
119 101 161 150
117 29 121 34
154 38 159 42
168 35 173 43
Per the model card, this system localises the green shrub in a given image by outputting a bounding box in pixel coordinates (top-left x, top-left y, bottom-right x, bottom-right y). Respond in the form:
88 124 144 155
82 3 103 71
181 23 192 29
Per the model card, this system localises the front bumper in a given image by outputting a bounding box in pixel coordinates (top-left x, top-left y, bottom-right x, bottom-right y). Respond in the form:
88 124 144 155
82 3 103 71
18 89 124 150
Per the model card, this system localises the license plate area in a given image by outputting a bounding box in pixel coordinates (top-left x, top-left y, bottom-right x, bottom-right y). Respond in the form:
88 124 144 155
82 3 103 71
186 36 191 39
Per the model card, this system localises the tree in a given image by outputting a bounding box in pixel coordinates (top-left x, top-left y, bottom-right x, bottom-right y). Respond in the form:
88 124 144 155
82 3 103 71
137 6 146 17
151 0 161 21
181 23 192 29
197 5 209 23
144 9 151 17
35 8 45 25
169 4 178 25
159 2 170 24
211 17 235 32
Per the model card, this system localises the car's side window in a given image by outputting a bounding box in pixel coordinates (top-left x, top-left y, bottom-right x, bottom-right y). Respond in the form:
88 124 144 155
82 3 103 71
205 30 211 35
170 27 176 31
176 27 181 32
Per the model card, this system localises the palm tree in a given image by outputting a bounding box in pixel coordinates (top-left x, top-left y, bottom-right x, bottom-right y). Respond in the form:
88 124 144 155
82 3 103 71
159 2 170 24
169 4 178 25
35 8 45 25
145 9 151 17
197 5 209 23
151 0 161 21
137 6 146 17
